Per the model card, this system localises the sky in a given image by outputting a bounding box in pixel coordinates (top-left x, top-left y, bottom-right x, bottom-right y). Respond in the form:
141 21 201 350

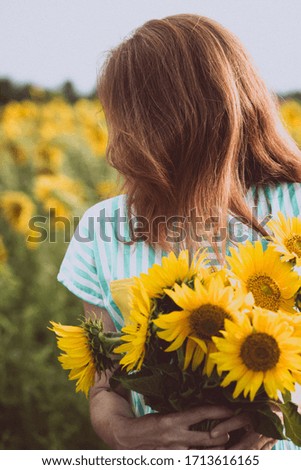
1 0 301 95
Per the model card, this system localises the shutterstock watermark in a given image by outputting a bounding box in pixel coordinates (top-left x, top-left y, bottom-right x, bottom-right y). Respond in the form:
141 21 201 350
26 206 273 246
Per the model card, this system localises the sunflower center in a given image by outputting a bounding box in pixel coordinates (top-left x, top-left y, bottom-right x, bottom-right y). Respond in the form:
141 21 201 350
246 274 281 311
284 234 301 257
240 332 280 371
11 203 22 220
189 304 231 340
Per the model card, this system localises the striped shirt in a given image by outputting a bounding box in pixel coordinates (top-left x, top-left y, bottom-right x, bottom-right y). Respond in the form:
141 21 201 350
57 181 301 450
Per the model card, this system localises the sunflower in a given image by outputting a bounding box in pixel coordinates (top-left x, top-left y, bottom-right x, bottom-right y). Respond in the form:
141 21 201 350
284 312 301 337
45 196 71 220
34 174 85 205
153 276 250 371
96 180 119 199
34 174 85 220
25 228 41 250
211 307 301 401
266 212 301 268
209 266 232 287
49 321 96 397
0 236 8 263
34 143 63 174
0 191 36 234
114 278 153 372
226 240 300 314
139 247 210 300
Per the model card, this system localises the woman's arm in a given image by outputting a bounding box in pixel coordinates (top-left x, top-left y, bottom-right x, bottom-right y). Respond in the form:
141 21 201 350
83 301 233 449
89 369 233 450
83 301 275 450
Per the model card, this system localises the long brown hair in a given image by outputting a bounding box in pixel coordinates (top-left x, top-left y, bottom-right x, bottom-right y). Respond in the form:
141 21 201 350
97 14 301 263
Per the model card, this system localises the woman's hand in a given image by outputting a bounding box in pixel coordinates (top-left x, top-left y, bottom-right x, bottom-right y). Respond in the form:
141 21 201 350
210 413 277 450
109 405 234 450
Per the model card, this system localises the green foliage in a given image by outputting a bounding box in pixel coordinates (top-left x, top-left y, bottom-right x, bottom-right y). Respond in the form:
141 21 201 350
0 90 118 449
251 405 286 440
0 233 109 449
273 401 301 446
0 77 96 105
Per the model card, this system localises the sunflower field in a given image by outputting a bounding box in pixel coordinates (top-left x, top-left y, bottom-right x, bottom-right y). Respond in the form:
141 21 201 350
0 86 121 450
0 83 300 449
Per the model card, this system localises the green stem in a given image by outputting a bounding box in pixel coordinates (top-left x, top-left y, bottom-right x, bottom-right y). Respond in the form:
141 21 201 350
99 333 123 354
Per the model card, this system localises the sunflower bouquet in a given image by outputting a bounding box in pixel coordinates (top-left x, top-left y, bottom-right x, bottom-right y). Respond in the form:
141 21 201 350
50 213 301 447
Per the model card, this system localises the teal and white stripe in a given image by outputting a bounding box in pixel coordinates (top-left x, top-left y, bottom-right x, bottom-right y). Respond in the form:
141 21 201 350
57 181 301 450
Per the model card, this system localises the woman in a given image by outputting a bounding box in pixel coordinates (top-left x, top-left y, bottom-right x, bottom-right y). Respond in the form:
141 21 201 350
57 14 301 449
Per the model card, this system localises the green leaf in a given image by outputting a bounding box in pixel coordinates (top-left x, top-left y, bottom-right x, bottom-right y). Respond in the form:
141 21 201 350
147 363 179 380
110 369 166 399
251 405 286 440
176 347 185 370
281 390 292 403
273 401 301 446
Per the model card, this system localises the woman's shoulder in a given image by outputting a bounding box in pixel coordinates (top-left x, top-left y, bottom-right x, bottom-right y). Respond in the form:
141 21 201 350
77 194 131 252
74 194 127 246
78 194 128 237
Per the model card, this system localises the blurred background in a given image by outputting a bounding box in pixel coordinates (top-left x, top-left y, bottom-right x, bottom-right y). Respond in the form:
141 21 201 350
0 0 301 450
